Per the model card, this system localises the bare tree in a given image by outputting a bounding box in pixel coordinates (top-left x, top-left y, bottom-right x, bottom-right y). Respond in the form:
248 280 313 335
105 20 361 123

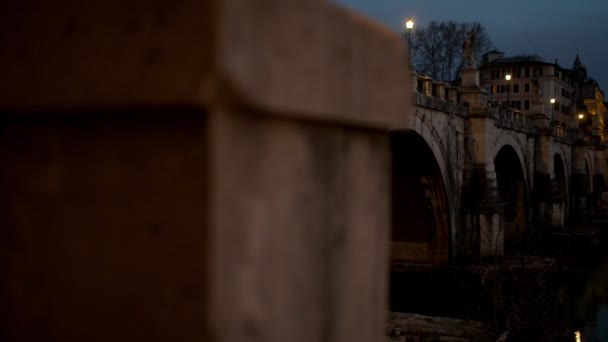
410 21 494 82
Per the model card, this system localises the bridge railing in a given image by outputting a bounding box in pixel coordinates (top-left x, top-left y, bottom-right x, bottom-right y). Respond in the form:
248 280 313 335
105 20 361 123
552 124 568 139
494 106 532 132
414 92 468 117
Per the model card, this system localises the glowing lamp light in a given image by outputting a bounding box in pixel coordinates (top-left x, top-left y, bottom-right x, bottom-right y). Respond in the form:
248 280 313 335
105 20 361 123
578 113 585 119
505 74 512 81
574 330 582 342
405 18 414 30
550 98 556 104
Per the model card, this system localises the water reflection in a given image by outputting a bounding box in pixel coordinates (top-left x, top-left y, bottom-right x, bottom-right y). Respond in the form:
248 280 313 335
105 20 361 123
572 242 608 341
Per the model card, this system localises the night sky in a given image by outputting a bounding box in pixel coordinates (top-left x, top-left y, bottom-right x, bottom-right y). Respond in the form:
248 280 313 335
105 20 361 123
335 0 608 91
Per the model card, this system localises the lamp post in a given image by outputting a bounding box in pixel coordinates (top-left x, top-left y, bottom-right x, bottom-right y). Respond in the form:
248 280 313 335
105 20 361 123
405 18 414 62
505 74 511 106
577 112 587 141
550 98 556 126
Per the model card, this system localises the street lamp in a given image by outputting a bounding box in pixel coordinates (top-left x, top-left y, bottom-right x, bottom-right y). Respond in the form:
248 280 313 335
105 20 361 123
550 98 556 125
505 74 511 106
577 112 585 131
405 18 414 62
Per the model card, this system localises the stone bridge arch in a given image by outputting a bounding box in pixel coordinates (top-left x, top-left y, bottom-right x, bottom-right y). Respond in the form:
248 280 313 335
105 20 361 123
567 145 594 222
492 134 531 250
491 132 531 187
574 149 595 192
585 151 595 193
390 129 451 264
408 109 458 250
554 152 569 222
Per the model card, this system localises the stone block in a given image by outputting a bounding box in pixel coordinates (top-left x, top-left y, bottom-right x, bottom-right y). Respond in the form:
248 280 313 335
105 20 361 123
0 0 411 341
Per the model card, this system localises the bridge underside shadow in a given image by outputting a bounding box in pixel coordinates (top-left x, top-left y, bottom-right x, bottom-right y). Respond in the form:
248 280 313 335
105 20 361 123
494 145 528 252
389 129 452 313
389 129 450 264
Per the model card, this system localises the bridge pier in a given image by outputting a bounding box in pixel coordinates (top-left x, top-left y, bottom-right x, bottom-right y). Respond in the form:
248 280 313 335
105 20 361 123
459 163 505 261
535 174 566 231
570 145 593 222
534 135 567 231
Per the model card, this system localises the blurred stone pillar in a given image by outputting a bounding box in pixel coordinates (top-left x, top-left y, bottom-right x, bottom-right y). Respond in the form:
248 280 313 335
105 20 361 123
0 0 411 341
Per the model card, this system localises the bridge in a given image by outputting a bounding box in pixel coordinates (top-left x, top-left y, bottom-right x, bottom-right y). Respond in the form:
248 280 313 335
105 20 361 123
0 0 605 341
395 64 606 265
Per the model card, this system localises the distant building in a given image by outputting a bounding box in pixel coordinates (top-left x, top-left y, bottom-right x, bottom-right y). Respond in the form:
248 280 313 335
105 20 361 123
479 51 577 134
570 53 607 142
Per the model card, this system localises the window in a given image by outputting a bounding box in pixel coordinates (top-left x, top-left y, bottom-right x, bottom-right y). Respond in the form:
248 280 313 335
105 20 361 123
511 100 521 109
515 68 522 78
524 100 530 110
554 102 559 111
525 83 530 92
525 67 530 78
514 84 519 93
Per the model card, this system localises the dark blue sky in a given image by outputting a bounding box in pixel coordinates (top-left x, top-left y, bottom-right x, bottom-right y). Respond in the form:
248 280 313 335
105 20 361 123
335 0 608 90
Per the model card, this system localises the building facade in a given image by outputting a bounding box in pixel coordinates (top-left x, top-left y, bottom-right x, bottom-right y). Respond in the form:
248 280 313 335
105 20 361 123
479 51 578 138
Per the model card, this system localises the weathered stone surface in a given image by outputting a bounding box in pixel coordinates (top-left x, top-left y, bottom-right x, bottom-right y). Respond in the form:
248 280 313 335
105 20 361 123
0 0 410 129
0 113 210 341
208 109 389 342
0 0 407 341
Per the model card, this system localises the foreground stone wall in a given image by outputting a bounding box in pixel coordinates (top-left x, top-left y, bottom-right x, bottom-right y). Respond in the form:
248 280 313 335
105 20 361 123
1 113 211 341
0 0 411 341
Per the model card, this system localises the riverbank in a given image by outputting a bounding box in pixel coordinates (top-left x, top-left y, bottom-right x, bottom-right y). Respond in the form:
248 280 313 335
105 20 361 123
389 216 608 341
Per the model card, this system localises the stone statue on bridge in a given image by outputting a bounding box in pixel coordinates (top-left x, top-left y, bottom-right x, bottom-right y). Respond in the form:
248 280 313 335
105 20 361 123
462 29 477 69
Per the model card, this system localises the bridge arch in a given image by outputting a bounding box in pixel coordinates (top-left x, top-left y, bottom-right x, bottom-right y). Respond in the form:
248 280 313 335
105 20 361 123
554 153 569 223
494 144 529 248
491 133 530 186
570 150 595 221
585 151 594 194
409 109 457 251
553 153 570 213
389 129 451 264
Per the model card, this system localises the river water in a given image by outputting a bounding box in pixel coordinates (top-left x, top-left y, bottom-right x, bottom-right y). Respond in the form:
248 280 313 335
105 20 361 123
569 234 608 342
389 222 608 341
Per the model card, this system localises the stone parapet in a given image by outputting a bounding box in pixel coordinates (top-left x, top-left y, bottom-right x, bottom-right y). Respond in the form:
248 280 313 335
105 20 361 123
0 0 409 130
415 92 468 116
0 1 410 341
